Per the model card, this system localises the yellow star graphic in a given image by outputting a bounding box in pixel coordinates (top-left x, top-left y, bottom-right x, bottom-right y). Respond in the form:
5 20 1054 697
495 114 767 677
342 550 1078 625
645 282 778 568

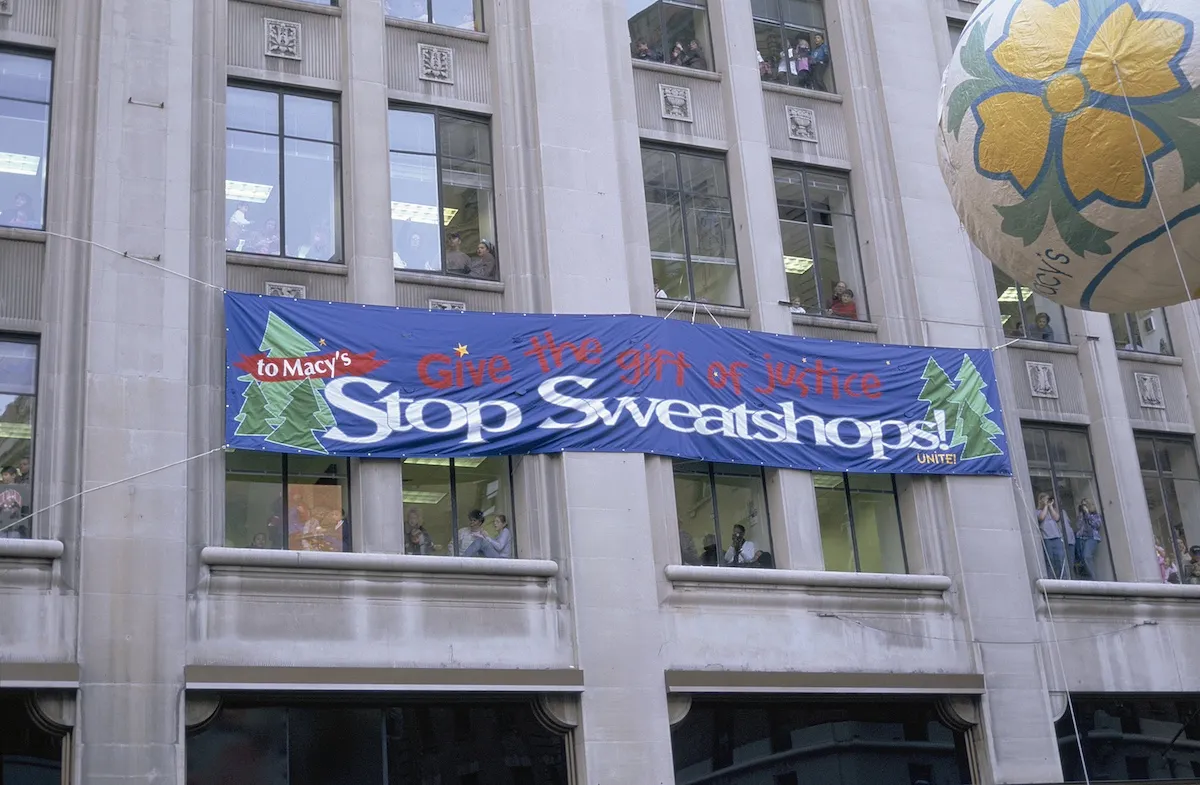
318 338 327 346
454 343 469 358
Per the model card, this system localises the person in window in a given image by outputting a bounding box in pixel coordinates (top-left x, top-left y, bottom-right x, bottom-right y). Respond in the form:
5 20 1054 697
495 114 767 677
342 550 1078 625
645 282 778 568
794 38 812 88
700 533 719 566
757 51 774 80
481 513 513 559
827 280 848 308
250 532 269 549
1074 499 1103 580
723 524 764 567
226 203 252 251
810 33 830 91
295 226 332 261
679 528 700 565
467 239 498 279
16 457 30 485
655 280 669 299
248 219 280 255
0 469 23 538
1007 320 1025 338
682 39 707 70
633 39 663 62
444 232 471 273
404 508 435 555
0 193 35 228
456 508 489 556
789 296 807 314
1036 492 1070 579
830 288 858 319
1184 545 1200 584
669 41 687 67
1033 312 1055 341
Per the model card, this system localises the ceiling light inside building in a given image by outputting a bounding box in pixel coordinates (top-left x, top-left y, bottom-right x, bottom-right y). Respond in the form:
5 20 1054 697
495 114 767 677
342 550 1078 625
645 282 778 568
390 201 459 226
404 457 486 468
0 152 40 176
225 180 274 203
402 490 447 505
783 256 813 275
997 287 1027 303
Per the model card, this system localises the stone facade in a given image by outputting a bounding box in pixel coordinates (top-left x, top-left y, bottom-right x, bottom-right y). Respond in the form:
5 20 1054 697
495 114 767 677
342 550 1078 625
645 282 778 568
0 0 1197 783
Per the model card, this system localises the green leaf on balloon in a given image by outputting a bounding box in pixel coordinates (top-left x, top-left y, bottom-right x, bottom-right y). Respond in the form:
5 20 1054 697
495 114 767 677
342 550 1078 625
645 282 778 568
1139 91 1200 192
995 187 1051 246
946 20 1002 138
995 178 1115 256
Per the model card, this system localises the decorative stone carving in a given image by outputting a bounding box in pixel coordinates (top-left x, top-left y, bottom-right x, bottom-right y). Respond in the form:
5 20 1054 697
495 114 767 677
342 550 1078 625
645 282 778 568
667 694 693 729
264 19 301 61
266 282 307 299
418 44 454 84
659 84 693 123
786 105 818 143
1025 361 1058 399
185 695 223 731
935 695 980 731
532 694 580 733
0 0 13 17
429 298 466 311
1135 372 1166 409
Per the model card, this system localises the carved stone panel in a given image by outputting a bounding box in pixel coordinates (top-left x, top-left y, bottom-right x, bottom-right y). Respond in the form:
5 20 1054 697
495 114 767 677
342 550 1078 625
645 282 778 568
786 105 818 143
0 0 13 17
418 43 454 84
266 282 307 299
1025 361 1058 399
428 298 466 311
265 19 302 60
1135 372 1166 409
659 84 693 123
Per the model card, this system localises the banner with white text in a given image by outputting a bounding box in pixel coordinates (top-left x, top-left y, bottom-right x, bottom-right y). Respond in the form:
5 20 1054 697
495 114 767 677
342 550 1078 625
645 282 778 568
224 292 1012 475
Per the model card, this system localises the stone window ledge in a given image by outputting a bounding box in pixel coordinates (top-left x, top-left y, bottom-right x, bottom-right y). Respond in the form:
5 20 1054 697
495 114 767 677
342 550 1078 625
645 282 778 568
762 81 843 104
394 269 504 294
1037 578 1200 599
0 538 63 561
1115 349 1184 366
1004 337 1078 354
385 16 489 43
228 252 349 276
790 312 878 333
656 300 750 320
665 565 950 595
237 0 341 16
632 60 722 82
0 227 47 244
201 546 556 578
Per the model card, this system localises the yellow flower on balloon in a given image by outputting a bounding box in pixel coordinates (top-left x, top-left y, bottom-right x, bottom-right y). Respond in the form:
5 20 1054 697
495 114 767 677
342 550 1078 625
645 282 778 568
970 0 1190 210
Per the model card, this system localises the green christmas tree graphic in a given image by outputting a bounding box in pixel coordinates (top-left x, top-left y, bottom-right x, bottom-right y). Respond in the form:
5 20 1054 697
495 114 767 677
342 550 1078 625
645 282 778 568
232 312 336 453
916 355 1004 461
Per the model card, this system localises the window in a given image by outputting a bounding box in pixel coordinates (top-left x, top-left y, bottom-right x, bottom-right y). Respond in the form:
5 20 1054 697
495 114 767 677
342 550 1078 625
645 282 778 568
948 18 965 48
0 339 36 540
225 451 351 551
1112 309 1173 355
1023 425 1115 581
814 472 906 573
1 692 65 781
1136 434 1200 585
401 457 514 558
674 461 774 567
644 147 741 306
992 267 1067 342
225 85 342 262
1057 695 1200 782
384 0 483 30
775 166 867 320
752 0 835 92
628 0 713 71
0 50 52 230
672 698 973 784
388 107 497 279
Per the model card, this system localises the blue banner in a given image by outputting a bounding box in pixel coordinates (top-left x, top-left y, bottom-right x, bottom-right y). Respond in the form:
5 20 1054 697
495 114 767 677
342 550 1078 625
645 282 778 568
225 292 1012 475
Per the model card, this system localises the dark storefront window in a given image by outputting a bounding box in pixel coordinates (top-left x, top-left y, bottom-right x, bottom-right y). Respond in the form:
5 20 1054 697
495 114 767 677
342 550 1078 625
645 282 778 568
672 698 973 784
0 692 65 784
1057 695 1200 782
186 698 571 785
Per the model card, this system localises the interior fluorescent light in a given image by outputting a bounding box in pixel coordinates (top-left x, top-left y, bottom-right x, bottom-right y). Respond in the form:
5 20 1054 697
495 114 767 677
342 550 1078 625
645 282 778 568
0 152 39 176
225 180 274 203
404 457 486 469
390 201 459 226
0 423 32 440
783 255 813 275
402 490 447 505
811 473 846 489
997 286 1025 303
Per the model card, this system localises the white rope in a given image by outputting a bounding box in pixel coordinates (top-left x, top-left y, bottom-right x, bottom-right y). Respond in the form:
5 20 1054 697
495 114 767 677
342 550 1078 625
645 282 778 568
0 445 228 536
40 230 226 293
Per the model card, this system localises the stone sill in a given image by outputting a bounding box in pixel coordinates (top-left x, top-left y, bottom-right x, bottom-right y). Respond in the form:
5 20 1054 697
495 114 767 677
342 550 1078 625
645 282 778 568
0 538 63 561
632 60 722 82
228 252 349 276
201 546 557 578
790 312 878 333
395 269 504 294
665 565 950 594
385 16 489 43
1115 349 1183 366
1003 337 1078 354
0 227 47 244
656 300 750 321
235 0 341 16
1037 578 1200 599
761 81 844 104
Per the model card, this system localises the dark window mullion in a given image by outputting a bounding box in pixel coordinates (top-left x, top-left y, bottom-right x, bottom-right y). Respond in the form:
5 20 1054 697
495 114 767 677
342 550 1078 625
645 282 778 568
677 154 698 302
432 110 449 272
843 472 861 572
277 91 287 258
448 457 460 552
799 168 824 303
708 463 723 565
890 475 908 572
281 454 291 551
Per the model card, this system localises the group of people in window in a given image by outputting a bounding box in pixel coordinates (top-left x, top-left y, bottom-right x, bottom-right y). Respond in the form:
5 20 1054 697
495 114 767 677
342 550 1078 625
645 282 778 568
679 524 773 568
789 279 858 319
403 507 512 558
757 33 831 92
631 38 709 70
1035 493 1105 580
1006 311 1057 342
0 457 32 540
393 231 498 279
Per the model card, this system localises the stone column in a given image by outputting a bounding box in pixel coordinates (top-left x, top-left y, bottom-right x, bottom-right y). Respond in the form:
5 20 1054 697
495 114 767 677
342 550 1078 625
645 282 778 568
344 0 405 553
74 1 197 782
844 0 1063 779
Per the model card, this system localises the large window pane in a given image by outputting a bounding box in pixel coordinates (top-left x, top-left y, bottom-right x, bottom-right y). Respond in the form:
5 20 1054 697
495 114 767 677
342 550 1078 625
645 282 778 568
674 461 773 567
224 452 350 551
815 472 906 573
1137 434 1200 584
226 86 341 262
1112 309 1172 355
1058 695 1200 782
390 152 441 271
385 0 485 30
0 339 35 540
1 692 66 784
402 457 515 558
0 51 52 230
993 266 1067 342
751 0 835 91
628 1 712 71
815 472 856 571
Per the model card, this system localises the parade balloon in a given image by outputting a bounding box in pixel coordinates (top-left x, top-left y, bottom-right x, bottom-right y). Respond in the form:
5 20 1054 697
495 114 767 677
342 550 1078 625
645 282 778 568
937 0 1200 313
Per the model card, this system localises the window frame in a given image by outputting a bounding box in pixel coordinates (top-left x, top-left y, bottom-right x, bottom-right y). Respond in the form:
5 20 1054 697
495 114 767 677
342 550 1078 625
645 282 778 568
0 334 38 540
224 451 353 551
628 0 714 72
225 81 344 264
992 267 1069 344
643 144 743 306
751 0 836 92
1135 431 1200 579
773 163 868 321
384 0 485 30
0 46 55 232
387 103 497 279
1112 309 1174 356
402 456 516 558
816 472 907 573
673 460 772 567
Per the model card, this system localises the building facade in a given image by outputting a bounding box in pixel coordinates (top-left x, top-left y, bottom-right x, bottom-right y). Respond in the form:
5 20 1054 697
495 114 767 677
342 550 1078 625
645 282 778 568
1 0 1199 783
